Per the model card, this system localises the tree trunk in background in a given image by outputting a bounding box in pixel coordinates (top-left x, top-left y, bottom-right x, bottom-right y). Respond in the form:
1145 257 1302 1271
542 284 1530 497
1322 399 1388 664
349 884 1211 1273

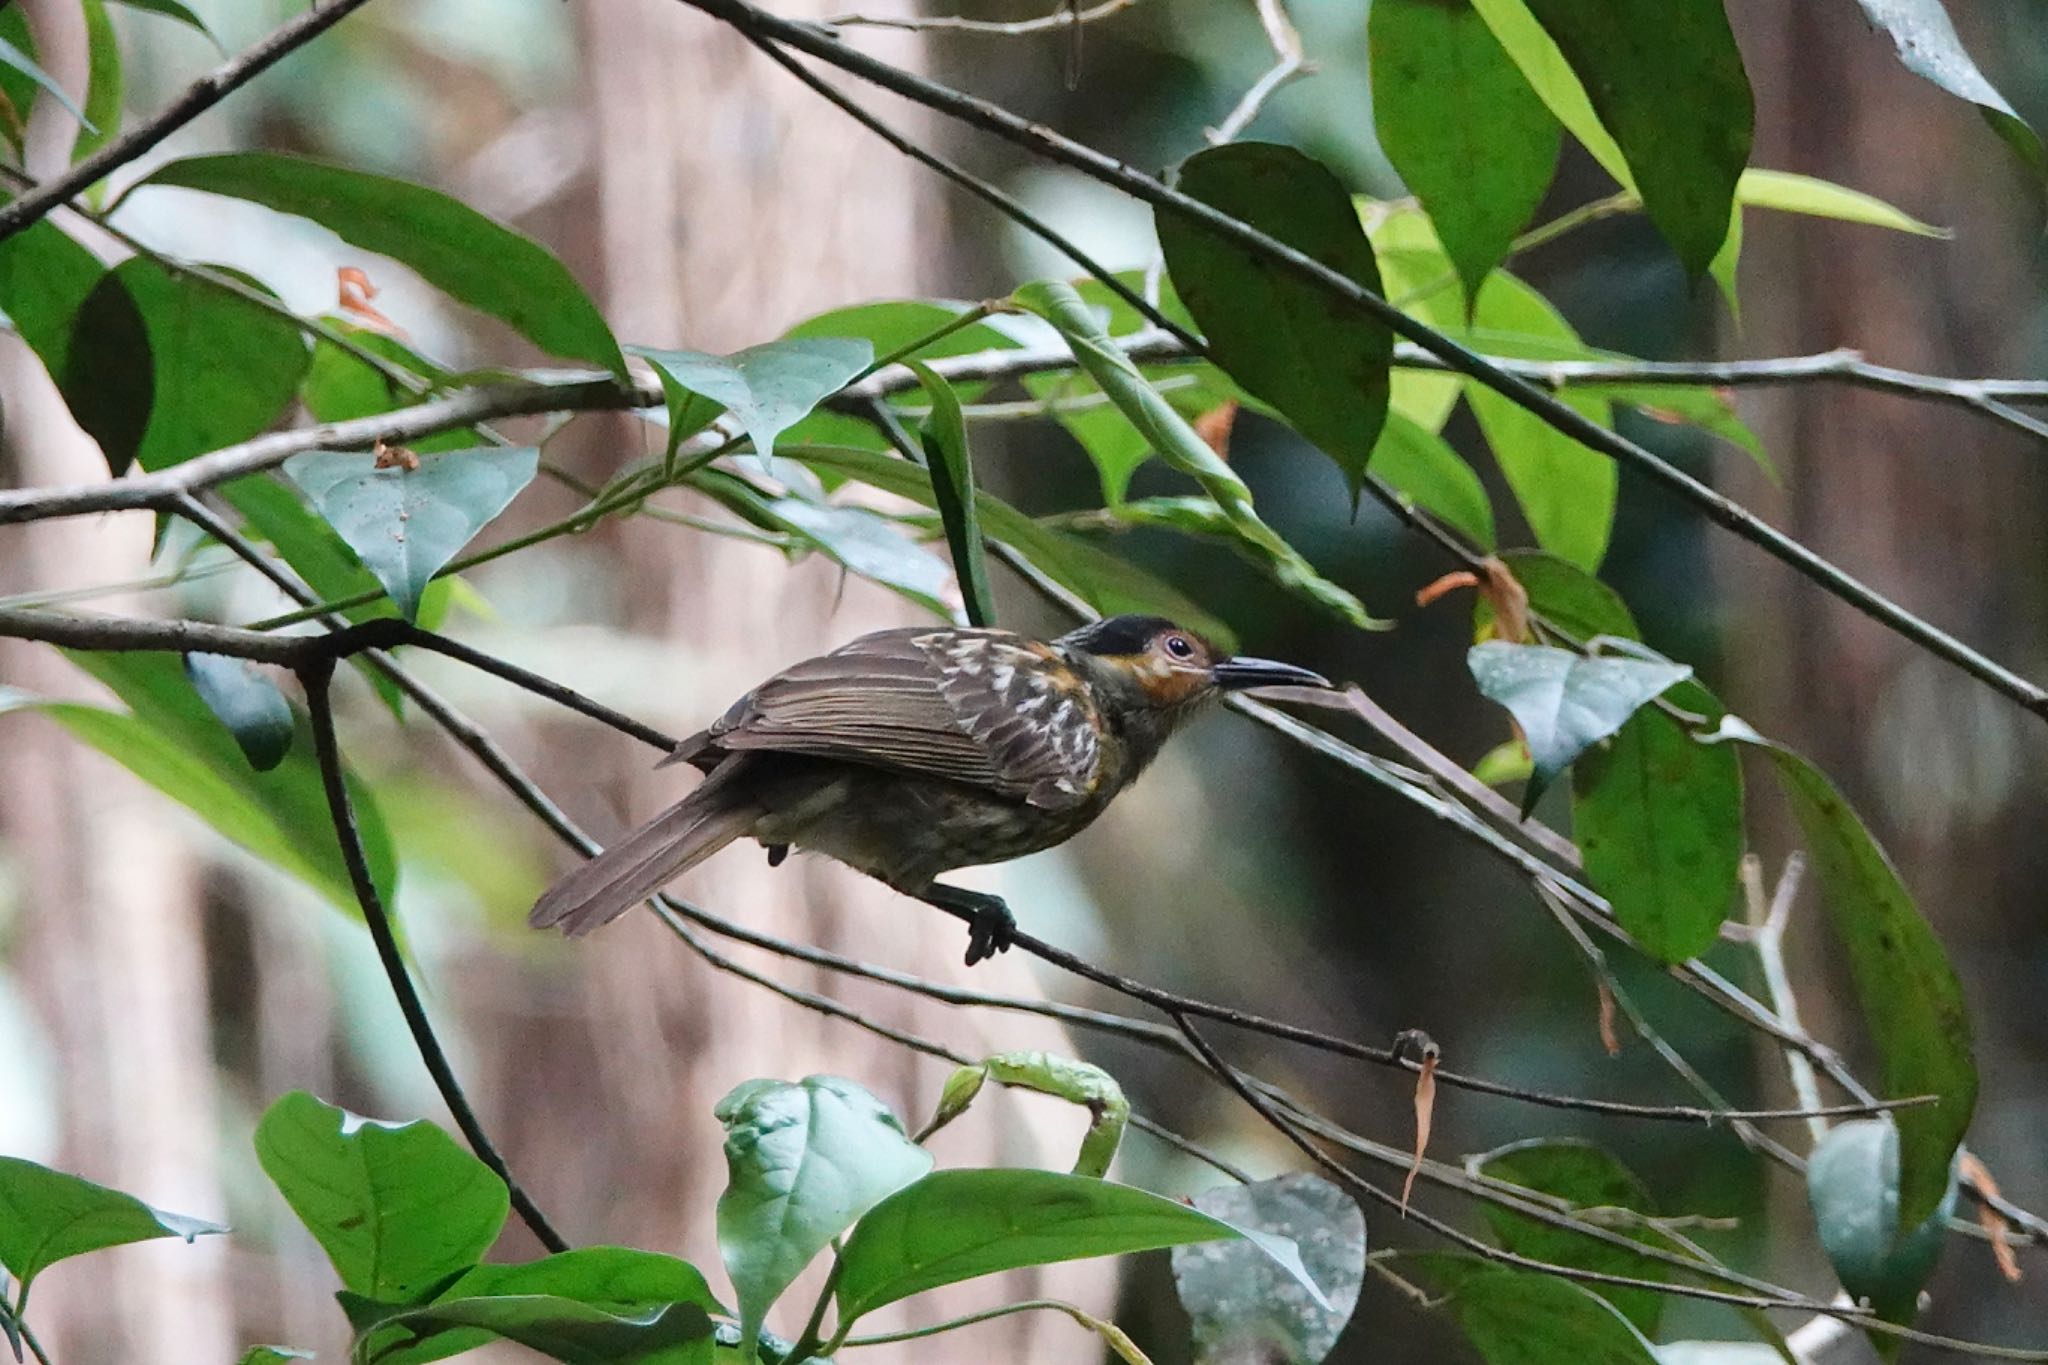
503 1 1108 1352
1723 0 2048 1329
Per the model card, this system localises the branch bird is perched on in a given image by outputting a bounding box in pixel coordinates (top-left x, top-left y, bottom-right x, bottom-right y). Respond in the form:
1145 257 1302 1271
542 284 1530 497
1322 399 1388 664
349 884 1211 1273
529 615 1328 963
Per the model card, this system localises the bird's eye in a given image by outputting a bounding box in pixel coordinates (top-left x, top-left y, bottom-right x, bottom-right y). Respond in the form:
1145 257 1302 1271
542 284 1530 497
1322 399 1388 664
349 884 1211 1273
1163 634 1195 659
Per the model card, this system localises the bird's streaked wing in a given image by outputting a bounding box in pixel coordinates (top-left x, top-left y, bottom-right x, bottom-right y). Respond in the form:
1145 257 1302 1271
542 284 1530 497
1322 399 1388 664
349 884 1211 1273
702 627 1100 808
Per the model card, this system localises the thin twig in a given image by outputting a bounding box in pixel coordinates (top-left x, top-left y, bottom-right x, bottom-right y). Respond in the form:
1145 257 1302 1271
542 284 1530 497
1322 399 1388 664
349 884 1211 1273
824 0 1136 36
1205 0 1308 144
301 663 569 1253
1743 854 1827 1146
0 0 382 243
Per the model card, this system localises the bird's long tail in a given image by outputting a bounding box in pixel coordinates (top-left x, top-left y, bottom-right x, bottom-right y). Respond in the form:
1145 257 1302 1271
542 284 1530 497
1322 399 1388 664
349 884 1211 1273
528 760 760 937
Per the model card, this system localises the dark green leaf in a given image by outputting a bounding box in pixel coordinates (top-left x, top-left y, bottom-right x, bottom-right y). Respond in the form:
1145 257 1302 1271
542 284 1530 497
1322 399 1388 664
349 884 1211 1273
1370 0 1560 303
1170 1174 1363 1365
1370 410 1495 549
299 326 477 455
1467 0 1629 184
1015 280 1380 628
1732 733 1977 1231
1521 0 1753 275
714 1076 930 1352
632 338 872 468
0 219 105 383
107 0 216 39
62 256 309 477
0 652 397 911
237 1350 314 1365
0 1156 222 1296
1806 1119 1954 1333
1156 143 1391 496
284 446 538 621
833 1167 1297 1326
1573 684 1742 964
254 1091 508 1304
73 0 120 170
1476 549 1636 645
1465 272 1614 570
1467 640 1690 812
360 1295 713 1365
909 361 994 627
184 653 294 771
1469 1139 1666 1335
136 153 626 376
0 6 35 155
1413 1255 1659 1365
1852 0 2044 174
0 28 92 131
781 443 1237 649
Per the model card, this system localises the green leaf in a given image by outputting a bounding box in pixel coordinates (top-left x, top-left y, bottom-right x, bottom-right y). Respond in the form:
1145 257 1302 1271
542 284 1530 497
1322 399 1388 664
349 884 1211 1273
782 443 1238 650
910 361 995 628
1733 169 1946 238
299 326 478 455
981 1052 1129 1178
1728 732 1977 1232
1414 1255 1659 1365
238 1350 315 1365
750 493 956 621
632 338 872 469
73 0 121 172
1476 549 1635 645
1466 272 1615 570
356 1296 714 1365
1370 0 1560 304
1467 641 1690 812
1156 143 1392 498
135 153 626 377
1466 0 1630 186
1015 280 1382 629
0 1156 222 1296
254 1091 508 1304
833 1168 1303 1327
1365 209 1476 432
62 256 310 477
284 446 538 621
1806 1119 1954 1334
184 653 294 771
1573 694 1742 965
0 29 92 132
0 219 106 385
1370 410 1496 549
108 0 216 40
1170 1174 1363 1365
784 299 1020 407
1852 0 2045 174
0 652 397 912
713 1076 931 1353
1025 361 1240 505
1470 1139 1667 1335
1519 0 1752 276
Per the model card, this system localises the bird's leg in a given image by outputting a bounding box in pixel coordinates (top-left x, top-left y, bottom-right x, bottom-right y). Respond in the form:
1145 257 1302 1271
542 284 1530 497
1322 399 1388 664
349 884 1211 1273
765 843 789 868
917 883 1017 966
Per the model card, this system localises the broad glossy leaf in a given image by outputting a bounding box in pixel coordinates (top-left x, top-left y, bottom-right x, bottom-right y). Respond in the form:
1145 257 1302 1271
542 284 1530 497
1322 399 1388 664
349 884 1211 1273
1732 733 1976 1231
1853 0 2044 174
633 338 871 467
359 1295 713 1365
1370 410 1496 549
1466 272 1614 570
0 1156 222 1295
0 219 105 382
714 1076 931 1352
1171 1174 1363 1365
1471 1139 1666 1335
1467 0 1629 185
1414 1255 1659 1365
137 153 626 376
783 444 1237 649
299 326 478 455
1573 693 1742 964
284 446 538 621
1520 0 1752 276
184 653 294 771
911 361 994 627
254 1091 508 1304
759 496 955 620
0 652 396 911
1156 143 1391 497
833 1168 1301 1325
64 256 309 477
1370 0 1559 303
1806 1119 1954 1332
1016 280 1380 629
1467 640 1690 812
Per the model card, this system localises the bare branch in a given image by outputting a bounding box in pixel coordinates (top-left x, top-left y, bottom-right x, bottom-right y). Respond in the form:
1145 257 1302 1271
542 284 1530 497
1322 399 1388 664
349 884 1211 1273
823 0 1137 36
1207 0 1309 144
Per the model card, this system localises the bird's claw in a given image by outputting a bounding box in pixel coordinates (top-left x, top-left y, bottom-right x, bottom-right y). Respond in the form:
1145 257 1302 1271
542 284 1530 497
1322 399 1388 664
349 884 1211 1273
963 900 1016 966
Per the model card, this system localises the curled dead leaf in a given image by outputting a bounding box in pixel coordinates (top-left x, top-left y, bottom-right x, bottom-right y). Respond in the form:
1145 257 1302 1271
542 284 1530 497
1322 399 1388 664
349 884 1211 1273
338 266 406 337
1596 981 1622 1057
1959 1152 2023 1283
373 438 420 472
1415 570 1479 609
1395 1027 1439 1214
1193 400 1239 460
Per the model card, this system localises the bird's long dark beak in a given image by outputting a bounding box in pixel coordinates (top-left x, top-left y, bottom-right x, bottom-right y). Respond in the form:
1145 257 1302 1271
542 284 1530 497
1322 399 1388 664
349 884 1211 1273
1210 655 1331 691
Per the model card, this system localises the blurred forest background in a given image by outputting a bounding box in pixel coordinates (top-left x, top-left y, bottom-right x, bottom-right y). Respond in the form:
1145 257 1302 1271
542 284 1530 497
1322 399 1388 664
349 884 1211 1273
2 0 2045 1360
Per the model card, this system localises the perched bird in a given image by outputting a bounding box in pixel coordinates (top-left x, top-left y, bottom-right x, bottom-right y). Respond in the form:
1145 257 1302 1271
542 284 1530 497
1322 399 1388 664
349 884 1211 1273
529 614 1328 963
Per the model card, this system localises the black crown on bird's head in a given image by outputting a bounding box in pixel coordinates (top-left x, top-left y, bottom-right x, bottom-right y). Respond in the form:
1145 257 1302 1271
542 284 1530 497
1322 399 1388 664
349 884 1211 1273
1056 615 1330 715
